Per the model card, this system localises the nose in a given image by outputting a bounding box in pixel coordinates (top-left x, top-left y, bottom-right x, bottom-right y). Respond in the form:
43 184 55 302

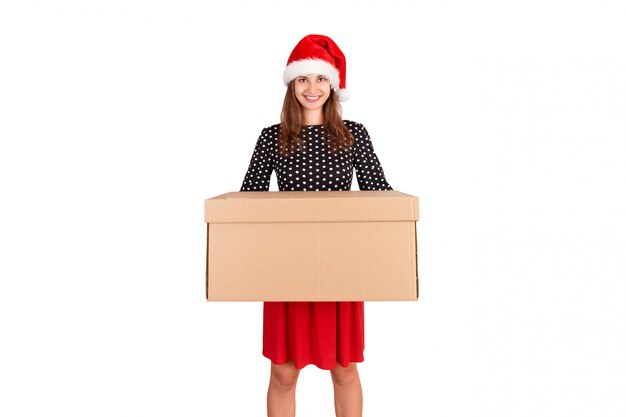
305 79 320 93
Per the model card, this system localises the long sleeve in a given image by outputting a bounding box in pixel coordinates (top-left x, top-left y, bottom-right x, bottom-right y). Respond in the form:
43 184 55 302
352 123 393 191
240 128 275 192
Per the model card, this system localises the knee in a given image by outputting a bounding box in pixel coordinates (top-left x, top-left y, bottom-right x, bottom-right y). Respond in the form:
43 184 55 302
330 363 360 387
270 363 300 392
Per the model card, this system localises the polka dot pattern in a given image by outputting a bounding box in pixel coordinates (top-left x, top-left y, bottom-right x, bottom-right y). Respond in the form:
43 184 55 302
241 120 393 192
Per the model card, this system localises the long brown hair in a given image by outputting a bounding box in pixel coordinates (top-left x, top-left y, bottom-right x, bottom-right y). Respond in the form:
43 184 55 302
278 82 354 156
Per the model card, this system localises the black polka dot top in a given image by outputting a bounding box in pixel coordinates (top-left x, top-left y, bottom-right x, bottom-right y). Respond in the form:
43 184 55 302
240 120 393 192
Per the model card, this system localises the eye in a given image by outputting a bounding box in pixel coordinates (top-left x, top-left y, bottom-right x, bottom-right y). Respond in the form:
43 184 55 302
317 76 328 82
297 77 308 83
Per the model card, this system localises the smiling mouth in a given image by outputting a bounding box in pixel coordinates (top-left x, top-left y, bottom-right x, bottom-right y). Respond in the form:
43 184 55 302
304 95 322 102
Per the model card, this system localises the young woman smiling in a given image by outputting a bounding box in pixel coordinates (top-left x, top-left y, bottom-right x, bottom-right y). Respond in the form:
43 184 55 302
240 34 393 417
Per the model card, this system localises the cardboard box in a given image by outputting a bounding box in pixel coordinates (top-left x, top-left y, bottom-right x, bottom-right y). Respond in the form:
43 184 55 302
204 190 419 301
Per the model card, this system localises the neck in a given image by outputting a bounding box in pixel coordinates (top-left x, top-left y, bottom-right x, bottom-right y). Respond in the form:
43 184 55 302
303 109 324 126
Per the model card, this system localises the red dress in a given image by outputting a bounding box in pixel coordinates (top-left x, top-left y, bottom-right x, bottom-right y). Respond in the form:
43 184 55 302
240 122 392 369
263 301 365 370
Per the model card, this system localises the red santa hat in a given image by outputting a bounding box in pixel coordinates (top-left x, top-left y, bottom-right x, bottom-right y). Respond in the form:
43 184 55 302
283 34 349 102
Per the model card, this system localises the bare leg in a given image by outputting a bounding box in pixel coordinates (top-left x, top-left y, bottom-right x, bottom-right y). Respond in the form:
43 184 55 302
267 362 300 417
330 362 363 417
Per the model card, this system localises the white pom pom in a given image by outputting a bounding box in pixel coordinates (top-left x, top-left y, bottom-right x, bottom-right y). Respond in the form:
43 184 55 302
336 88 350 102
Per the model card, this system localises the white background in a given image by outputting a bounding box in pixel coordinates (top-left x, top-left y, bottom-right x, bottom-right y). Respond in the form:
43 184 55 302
1 1 625 416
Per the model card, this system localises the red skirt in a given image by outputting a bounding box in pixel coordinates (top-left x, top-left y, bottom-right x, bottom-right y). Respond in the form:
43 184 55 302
262 301 365 370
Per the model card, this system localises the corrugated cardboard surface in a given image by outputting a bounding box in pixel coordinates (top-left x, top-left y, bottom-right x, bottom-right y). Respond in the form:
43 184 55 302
205 191 419 301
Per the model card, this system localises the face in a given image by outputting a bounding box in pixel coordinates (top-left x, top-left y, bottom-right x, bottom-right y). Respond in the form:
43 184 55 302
293 74 331 114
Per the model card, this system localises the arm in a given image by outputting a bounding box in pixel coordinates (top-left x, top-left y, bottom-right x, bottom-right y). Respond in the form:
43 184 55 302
240 128 275 192
352 123 393 191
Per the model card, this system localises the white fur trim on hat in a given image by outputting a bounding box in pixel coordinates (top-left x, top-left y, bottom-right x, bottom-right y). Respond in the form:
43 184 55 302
283 59 340 89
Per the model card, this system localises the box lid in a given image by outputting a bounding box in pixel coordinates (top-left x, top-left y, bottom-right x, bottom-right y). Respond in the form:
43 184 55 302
205 190 419 223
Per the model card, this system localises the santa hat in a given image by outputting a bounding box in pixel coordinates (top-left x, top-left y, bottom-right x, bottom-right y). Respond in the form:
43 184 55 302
283 34 349 102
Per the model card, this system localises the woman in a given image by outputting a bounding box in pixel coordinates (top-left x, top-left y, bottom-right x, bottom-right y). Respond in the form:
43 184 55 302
240 34 392 417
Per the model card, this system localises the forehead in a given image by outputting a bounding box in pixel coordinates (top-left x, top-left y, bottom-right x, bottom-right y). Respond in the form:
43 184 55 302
296 74 327 78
